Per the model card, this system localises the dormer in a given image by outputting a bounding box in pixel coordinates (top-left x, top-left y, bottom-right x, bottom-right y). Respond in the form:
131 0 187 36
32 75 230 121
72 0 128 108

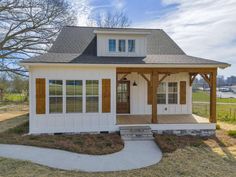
94 29 151 57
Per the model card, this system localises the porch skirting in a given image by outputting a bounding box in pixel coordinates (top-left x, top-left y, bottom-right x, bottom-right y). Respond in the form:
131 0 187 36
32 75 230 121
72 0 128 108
153 129 215 136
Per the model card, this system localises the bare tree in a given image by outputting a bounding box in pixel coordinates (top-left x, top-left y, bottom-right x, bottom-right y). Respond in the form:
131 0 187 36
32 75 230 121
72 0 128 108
91 11 131 28
0 0 77 76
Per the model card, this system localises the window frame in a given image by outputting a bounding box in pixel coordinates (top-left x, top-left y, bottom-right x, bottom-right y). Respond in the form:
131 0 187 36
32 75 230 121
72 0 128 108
66 80 83 113
157 82 166 104
108 39 116 52
118 39 126 52
86 80 99 113
48 80 63 114
128 39 135 52
168 82 178 104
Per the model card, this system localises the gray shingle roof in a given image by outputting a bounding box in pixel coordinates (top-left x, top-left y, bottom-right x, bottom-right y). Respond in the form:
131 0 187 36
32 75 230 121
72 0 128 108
21 26 230 68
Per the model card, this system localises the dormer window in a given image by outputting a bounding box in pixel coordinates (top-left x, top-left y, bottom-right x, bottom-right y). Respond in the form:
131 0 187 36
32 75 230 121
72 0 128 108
118 40 126 52
128 40 135 52
109 39 116 52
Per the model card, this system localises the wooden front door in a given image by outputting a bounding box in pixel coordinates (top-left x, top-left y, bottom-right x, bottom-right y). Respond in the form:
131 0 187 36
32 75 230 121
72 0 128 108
117 81 130 113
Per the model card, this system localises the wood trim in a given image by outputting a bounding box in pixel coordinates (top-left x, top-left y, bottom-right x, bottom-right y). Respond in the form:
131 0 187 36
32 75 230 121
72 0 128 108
36 78 46 114
180 81 186 104
118 73 129 82
102 79 111 113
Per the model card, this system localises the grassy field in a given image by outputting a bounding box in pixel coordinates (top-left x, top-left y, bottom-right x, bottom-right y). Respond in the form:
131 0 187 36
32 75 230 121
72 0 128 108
192 91 236 123
193 90 236 103
0 115 235 177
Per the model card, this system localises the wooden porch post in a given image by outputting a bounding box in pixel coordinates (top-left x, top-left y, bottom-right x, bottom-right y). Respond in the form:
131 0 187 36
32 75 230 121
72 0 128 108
210 69 217 123
152 71 158 123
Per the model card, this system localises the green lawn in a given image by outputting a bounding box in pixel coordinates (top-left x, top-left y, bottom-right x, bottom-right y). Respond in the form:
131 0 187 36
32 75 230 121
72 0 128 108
2 93 28 103
193 91 236 103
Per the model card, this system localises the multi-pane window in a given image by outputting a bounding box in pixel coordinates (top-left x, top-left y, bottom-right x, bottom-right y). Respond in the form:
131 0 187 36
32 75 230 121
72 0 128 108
128 40 135 52
49 80 63 113
66 80 82 113
157 82 166 104
168 82 178 104
118 39 126 52
86 80 99 112
109 39 116 52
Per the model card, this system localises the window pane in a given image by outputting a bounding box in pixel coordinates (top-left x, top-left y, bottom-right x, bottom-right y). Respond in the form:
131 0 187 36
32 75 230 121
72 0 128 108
168 82 178 93
157 82 166 93
157 94 166 104
66 97 82 113
86 80 98 96
119 40 126 52
128 40 135 52
66 80 82 96
109 39 116 52
66 80 83 113
86 97 98 112
168 93 178 104
49 80 62 96
49 97 62 113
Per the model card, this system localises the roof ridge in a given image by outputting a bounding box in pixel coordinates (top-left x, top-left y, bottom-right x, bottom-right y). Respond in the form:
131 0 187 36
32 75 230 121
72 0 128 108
64 25 162 30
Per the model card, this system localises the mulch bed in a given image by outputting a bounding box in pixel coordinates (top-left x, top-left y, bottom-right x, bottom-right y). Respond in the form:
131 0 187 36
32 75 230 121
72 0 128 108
0 121 124 155
154 130 236 153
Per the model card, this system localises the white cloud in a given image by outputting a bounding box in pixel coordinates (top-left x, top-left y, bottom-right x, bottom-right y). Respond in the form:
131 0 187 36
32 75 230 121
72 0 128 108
135 0 236 76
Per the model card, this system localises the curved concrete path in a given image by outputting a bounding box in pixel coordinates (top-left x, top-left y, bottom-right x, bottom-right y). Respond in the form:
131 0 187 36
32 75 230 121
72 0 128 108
0 141 162 172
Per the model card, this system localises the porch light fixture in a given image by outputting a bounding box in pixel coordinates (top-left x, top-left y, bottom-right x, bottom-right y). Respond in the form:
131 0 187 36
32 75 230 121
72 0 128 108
133 81 137 86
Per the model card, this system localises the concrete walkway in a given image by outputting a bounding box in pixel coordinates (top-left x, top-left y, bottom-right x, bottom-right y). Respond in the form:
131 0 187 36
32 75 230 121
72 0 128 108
0 141 162 172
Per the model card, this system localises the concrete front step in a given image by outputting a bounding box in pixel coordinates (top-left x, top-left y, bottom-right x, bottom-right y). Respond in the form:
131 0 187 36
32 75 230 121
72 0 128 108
120 126 154 141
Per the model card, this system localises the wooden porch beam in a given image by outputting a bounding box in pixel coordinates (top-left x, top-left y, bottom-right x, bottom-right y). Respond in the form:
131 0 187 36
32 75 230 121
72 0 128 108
118 73 129 82
210 70 217 123
200 74 211 87
117 67 217 74
189 73 198 86
158 74 169 85
152 71 158 123
139 73 150 83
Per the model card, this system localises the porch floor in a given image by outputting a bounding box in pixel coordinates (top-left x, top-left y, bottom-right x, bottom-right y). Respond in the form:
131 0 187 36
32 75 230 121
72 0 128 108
117 114 209 124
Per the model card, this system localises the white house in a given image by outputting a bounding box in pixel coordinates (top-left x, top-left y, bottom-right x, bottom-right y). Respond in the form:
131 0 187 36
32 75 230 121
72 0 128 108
21 26 230 135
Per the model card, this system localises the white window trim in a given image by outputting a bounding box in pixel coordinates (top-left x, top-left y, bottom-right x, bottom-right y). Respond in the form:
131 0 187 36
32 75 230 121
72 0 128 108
157 81 179 105
48 79 63 114
65 80 83 114
128 39 135 53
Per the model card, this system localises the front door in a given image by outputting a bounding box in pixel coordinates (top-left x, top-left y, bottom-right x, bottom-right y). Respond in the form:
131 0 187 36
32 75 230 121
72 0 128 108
117 81 130 113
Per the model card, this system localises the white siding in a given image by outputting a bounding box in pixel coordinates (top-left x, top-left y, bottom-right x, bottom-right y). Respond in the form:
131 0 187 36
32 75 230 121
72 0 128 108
29 65 117 134
119 72 192 115
97 34 147 57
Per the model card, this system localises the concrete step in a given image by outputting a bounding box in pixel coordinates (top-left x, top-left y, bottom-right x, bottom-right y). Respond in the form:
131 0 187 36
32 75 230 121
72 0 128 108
120 131 153 135
120 126 151 130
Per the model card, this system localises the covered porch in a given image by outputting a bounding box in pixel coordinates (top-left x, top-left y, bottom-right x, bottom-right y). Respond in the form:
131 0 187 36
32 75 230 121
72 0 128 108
116 67 217 124
117 114 209 125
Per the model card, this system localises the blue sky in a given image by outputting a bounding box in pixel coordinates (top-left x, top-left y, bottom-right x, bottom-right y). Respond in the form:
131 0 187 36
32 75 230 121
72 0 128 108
72 0 236 77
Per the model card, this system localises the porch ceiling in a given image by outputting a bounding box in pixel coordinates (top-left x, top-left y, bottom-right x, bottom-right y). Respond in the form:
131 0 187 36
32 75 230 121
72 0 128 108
116 114 209 125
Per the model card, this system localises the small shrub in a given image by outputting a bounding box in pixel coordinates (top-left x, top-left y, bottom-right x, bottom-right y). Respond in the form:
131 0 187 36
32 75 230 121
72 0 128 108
216 124 221 130
228 130 236 138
